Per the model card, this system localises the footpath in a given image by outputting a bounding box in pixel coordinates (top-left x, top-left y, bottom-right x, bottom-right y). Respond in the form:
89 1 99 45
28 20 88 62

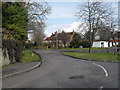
2 61 42 79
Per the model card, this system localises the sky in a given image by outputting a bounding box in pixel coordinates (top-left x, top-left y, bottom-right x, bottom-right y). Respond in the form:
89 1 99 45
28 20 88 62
44 2 118 37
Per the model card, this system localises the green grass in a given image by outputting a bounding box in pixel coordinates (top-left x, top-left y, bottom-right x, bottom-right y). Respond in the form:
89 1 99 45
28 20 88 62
63 52 119 62
1 50 40 68
22 50 40 62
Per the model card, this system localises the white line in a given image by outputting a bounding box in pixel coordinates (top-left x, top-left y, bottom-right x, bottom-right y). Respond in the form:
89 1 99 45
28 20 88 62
99 86 103 90
93 63 108 77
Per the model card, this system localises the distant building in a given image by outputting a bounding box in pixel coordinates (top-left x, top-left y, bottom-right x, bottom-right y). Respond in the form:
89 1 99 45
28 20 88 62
93 31 120 47
92 40 118 48
44 30 75 48
93 40 109 47
93 39 120 48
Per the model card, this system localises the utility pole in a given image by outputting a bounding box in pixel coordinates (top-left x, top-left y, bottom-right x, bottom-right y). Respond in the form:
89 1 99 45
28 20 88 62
56 31 58 49
118 1 120 46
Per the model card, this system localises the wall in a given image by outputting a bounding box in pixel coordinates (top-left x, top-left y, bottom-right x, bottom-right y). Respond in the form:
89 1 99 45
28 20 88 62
0 48 10 66
93 41 109 47
92 41 100 47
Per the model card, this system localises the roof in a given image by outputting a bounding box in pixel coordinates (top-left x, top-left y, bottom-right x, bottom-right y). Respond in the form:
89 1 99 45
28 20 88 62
45 31 74 41
109 40 120 42
94 40 108 42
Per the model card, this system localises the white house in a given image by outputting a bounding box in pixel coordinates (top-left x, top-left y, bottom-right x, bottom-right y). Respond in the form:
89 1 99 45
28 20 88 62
92 41 109 47
92 40 119 47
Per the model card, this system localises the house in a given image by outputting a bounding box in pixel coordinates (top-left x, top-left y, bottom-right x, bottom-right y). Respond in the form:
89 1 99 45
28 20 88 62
109 39 120 47
92 39 120 48
92 40 109 47
93 31 120 48
44 30 75 48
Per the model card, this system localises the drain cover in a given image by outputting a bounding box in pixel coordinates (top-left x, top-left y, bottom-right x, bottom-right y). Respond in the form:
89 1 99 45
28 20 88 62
69 75 84 79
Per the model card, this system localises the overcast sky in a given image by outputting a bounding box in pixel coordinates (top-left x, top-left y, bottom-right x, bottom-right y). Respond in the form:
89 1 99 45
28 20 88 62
44 2 118 37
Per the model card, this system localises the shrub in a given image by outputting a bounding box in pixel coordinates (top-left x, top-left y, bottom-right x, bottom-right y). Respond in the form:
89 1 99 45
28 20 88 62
24 42 35 49
2 39 23 64
70 40 80 48
80 41 90 48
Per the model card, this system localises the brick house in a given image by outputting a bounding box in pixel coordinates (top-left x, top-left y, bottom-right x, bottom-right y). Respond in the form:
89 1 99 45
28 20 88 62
44 30 75 48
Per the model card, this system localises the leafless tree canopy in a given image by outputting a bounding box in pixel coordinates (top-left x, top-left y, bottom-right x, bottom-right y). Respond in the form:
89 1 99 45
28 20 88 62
76 1 117 52
33 22 46 46
27 1 51 26
26 1 51 45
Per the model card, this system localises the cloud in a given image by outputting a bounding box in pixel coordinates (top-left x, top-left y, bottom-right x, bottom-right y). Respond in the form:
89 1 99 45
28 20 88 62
45 25 60 36
45 21 87 37
60 22 85 32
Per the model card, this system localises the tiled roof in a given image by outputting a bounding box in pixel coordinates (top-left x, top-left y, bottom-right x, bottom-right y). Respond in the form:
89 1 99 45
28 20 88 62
109 40 120 42
45 31 74 41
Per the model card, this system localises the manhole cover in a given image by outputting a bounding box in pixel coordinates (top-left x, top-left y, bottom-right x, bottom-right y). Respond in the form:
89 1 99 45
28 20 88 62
69 75 84 79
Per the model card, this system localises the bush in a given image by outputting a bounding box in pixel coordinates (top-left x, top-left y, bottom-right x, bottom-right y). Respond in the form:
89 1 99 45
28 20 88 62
80 41 90 48
2 39 23 63
70 40 80 48
24 43 35 49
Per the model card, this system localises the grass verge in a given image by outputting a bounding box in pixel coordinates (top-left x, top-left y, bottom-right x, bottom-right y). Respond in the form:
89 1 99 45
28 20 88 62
63 52 119 62
22 50 40 62
2 50 40 68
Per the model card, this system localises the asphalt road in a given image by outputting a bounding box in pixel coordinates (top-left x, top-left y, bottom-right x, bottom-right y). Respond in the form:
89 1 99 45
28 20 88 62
2 49 118 88
61 48 117 53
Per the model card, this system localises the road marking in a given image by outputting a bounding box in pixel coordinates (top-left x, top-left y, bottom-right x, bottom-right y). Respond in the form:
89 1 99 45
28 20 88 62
92 63 108 77
99 86 103 90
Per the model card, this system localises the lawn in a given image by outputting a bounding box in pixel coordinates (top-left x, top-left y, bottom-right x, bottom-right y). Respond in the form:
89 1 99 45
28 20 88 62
63 52 119 62
22 50 40 62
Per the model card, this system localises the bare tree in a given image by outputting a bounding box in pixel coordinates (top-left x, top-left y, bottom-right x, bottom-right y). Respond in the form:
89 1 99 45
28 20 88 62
26 1 51 46
26 1 51 26
96 23 112 40
76 1 113 52
33 22 46 46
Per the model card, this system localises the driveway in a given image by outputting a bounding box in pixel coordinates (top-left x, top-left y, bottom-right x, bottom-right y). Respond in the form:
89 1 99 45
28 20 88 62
2 49 118 88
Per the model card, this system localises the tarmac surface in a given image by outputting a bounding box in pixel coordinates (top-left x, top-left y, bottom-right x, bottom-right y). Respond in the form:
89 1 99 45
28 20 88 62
60 48 118 53
2 49 119 88
2 62 40 78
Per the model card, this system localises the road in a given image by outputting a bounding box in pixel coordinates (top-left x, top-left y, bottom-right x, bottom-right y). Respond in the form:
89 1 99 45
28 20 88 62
2 49 118 88
61 48 117 53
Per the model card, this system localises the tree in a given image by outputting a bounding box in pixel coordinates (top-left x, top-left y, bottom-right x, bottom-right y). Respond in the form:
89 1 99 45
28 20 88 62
70 33 82 48
2 2 28 63
27 1 51 30
26 1 51 46
76 2 113 52
96 24 112 40
2 2 28 42
33 22 46 46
